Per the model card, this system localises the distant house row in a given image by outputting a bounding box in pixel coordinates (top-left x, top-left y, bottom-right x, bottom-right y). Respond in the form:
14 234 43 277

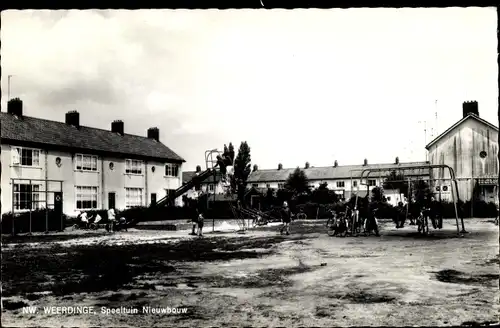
182 101 499 205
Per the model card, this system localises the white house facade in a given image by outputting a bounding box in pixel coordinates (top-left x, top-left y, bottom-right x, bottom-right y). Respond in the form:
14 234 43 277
1 100 185 216
246 159 431 201
426 101 499 203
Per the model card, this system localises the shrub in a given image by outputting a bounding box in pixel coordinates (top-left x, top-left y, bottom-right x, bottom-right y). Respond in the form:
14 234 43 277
1 209 67 234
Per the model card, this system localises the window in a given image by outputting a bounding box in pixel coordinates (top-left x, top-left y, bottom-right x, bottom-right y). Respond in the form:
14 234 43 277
336 181 345 188
387 197 391 201
12 147 40 167
353 181 358 187
126 188 143 208
266 184 271 188
125 159 143 174
13 184 41 211
368 179 377 186
278 183 284 189
76 186 98 210
76 154 98 171
208 184 215 192
165 164 179 177
252 184 258 188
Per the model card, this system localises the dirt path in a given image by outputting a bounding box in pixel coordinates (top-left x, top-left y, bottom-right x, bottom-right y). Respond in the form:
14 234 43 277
2 218 498 327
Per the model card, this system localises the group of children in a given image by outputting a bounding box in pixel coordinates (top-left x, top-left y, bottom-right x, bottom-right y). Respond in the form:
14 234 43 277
76 207 127 232
394 196 443 230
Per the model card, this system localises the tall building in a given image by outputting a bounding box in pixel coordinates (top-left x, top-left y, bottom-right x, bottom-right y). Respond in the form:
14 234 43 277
1 99 185 216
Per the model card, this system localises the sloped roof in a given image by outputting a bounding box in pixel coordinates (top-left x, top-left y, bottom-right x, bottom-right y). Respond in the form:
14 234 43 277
0 112 184 162
426 114 498 149
247 161 430 183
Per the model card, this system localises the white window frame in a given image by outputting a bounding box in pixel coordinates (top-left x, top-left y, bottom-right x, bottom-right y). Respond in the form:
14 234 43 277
368 179 377 187
165 163 179 177
252 183 258 188
11 147 40 167
266 184 271 188
353 180 358 187
75 154 98 172
125 188 143 208
125 159 143 175
75 186 99 210
336 181 345 188
208 184 215 192
13 183 41 211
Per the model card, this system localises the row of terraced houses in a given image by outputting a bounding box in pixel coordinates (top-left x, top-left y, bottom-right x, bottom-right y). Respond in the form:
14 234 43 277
1 99 498 216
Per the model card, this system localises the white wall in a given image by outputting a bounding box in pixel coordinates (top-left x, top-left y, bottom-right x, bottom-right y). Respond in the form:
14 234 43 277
1 143 183 215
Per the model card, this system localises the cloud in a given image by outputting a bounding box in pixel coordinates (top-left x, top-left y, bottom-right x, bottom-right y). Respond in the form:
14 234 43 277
1 8 497 171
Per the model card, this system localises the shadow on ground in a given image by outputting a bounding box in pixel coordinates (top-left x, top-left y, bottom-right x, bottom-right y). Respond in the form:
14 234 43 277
432 269 499 287
2 235 308 299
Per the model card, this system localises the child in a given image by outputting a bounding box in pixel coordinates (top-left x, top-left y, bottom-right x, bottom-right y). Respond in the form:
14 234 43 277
197 213 204 237
280 201 292 235
107 207 116 232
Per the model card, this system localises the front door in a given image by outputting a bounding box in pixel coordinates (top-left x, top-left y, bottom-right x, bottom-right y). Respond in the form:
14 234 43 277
151 193 157 205
108 192 116 209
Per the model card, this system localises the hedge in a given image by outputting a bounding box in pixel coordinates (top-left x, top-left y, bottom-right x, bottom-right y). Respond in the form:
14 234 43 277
1 209 67 234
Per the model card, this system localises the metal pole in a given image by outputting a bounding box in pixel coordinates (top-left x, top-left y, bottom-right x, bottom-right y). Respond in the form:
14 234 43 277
12 180 15 236
29 179 33 235
471 178 474 219
61 181 64 231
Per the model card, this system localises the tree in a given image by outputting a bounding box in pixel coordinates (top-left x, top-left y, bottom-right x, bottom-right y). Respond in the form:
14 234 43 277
311 182 338 204
228 142 235 163
383 170 409 198
234 141 252 203
413 180 432 205
264 188 276 210
371 186 385 203
285 167 310 195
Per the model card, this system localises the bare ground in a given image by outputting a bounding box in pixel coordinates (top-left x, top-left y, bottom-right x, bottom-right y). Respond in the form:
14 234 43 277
1 218 499 327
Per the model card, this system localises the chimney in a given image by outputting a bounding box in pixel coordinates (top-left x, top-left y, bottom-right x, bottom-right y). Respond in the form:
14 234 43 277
334 160 338 167
363 158 368 166
305 162 310 169
395 156 400 164
65 111 80 128
111 120 124 136
278 163 283 170
253 164 259 172
7 98 23 117
147 127 160 142
462 101 479 118
196 165 201 173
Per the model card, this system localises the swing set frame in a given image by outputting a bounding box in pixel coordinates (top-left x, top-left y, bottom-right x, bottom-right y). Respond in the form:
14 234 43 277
349 164 467 236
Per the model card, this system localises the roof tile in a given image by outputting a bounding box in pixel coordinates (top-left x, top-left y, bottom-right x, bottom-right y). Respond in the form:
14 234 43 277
0 112 184 162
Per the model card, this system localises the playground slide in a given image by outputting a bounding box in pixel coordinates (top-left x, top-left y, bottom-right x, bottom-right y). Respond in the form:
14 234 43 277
155 168 215 207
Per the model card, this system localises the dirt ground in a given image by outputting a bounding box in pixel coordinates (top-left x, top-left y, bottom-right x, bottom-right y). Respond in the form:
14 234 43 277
2 218 499 327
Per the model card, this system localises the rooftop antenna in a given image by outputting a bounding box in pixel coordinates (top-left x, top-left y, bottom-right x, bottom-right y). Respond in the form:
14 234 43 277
435 99 438 136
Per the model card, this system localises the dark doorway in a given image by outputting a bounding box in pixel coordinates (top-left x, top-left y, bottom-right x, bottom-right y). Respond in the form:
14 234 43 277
108 192 116 209
151 193 157 205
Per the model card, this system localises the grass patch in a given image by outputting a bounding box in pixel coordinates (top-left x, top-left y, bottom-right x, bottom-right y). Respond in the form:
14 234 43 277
434 269 499 287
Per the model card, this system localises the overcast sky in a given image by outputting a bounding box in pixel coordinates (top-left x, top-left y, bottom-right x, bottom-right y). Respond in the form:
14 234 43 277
1 8 498 171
